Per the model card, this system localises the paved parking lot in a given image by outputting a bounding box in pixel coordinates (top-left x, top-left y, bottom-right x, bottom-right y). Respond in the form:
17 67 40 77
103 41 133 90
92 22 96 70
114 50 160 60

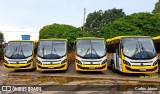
0 63 160 94
0 63 160 82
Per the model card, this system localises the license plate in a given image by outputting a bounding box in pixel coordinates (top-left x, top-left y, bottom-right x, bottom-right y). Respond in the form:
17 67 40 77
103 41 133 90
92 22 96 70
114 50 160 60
14 66 20 68
140 68 146 71
89 66 95 69
48 66 54 69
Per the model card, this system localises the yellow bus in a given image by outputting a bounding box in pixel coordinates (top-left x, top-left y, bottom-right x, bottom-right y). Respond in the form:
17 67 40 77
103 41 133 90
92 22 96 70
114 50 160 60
75 37 107 71
107 36 158 73
152 36 160 72
36 39 69 71
3 40 37 70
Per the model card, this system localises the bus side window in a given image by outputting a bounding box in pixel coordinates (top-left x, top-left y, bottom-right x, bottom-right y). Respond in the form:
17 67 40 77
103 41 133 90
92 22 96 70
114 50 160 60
119 43 122 58
115 43 121 57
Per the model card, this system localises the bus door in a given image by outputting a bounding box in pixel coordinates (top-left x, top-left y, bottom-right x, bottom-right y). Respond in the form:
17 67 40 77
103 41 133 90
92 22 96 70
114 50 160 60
115 43 121 70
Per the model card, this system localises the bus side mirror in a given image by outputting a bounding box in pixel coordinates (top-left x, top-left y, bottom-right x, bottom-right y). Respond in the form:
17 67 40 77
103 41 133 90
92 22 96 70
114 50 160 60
74 41 76 45
3 43 7 53
73 41 76 50
3 48 5 53
120 44 123 48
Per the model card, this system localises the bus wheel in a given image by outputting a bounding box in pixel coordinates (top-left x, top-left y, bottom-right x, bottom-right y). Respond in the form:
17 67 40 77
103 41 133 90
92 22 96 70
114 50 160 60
111 63 116 72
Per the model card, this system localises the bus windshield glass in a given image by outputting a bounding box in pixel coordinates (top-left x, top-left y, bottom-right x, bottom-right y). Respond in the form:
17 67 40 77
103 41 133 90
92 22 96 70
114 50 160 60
38 40 66 59
122 38 156 59
76 39 106 59
5 42 34 59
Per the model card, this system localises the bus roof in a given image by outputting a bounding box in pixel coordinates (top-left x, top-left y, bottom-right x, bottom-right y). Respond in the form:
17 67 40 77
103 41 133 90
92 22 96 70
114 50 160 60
152 36 160 40
8 40 38 45
106 36 151 42
8 40 36 42
77 37 104 40
39 38 67 41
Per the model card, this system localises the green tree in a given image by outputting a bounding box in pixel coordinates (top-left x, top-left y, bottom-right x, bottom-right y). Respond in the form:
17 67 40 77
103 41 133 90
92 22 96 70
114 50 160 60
152 0 160 14
100 12 160 39
0 32 4 55
39 23 90 44
85 8 126 36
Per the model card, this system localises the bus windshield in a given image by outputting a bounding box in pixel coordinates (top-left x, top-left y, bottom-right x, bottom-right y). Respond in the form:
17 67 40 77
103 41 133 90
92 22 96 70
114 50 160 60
5 42 34 59
76 39 106 59
38 40 66 59
122 38 156 59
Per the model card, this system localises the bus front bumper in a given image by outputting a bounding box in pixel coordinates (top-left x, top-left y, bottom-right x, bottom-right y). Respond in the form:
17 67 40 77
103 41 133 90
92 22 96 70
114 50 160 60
123 65 158 73
3 63 33 70
75 63 107 71
36 63 68 71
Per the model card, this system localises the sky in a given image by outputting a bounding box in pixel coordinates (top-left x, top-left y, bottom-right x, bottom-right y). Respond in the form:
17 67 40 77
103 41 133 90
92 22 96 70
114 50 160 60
0 0 158 42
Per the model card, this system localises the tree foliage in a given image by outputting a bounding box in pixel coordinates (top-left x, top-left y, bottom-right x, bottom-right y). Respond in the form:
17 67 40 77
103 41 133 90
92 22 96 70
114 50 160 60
100 12 160 39
152 0 160 14
0 32 4 54
39 23 90 44
0 32 3 40
85 8 126 36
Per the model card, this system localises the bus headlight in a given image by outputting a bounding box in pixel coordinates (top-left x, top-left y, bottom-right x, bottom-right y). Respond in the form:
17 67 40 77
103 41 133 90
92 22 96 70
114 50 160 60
27 59 33 64
101 59 107 64
4 59 8 64
123 60 131 66
37 59 42 65
153 61 158 66
61 59 67 64
76 59 82 64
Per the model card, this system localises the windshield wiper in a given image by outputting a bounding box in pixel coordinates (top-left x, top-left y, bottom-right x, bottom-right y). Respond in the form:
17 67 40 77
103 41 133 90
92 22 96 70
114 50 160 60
83 48 90 57
20 48 25 58
11 47 18 58
42 46 45 57
133 44 139 55
140 43 151 58
92 48 100 58
53 48 59 57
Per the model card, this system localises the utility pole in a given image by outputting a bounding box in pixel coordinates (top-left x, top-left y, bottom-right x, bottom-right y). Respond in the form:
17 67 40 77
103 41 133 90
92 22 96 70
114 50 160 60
83 8 86 31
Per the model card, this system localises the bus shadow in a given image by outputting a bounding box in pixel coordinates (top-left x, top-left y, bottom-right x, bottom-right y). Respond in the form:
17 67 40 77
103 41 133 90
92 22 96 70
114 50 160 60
39 69 69 74
76 71 104 74
108 68 150 77
10 68 36 73
117 72 149 77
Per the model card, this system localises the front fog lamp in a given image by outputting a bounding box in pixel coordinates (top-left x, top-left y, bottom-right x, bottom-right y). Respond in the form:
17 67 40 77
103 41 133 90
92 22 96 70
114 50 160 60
61 59 67 64
4 59 8 64
123 60 131 66
102 59 107 64
27 59 33 64
76 59 82 64
153 61 158 66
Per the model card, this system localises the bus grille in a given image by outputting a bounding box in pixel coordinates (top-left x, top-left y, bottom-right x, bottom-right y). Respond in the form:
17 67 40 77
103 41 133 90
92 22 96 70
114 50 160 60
77 65 106 70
